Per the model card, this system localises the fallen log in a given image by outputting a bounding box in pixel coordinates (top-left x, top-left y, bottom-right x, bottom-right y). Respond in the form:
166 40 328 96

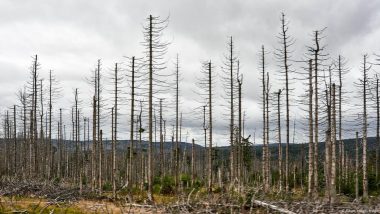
252 199 296 214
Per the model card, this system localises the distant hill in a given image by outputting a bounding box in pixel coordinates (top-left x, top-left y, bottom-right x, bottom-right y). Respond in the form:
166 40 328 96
214 136 379 161
50 136 378 160
50 139 203 151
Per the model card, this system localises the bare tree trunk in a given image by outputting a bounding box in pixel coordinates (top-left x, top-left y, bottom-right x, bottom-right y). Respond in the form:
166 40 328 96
325 130 331 201
32 55 38 177
96 59 101 192
75 89 79 184
277 90 283 192
203 105 207 180
58 108 62 178
308 59 314 197
237 62 242 189
129 57 135 187
6 112 10 176
265 72 270 191
175 55 180 189
112 63 118 198
362 55 368 201
313 32 320 197
147 15 154 201
99 130 103 195
13 105 16 176
207 61 213 192
191 138 195 186
48 70 53 179
228 37 235 183
280 13 291 193
330 83 337 203
338 55 343 193
112 107 116 198
40 79 46 179
301 141 304 190
355 131 359 201
22 89 27 179
159 99 163 177
92 96 96 191
324 88 331 202
261 45 268 193
376 76 379 181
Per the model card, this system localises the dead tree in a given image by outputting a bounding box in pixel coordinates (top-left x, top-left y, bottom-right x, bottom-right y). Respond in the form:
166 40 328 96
324 66 332 202
13 105 16 176
196 61 215 192
203 105 208 179
95 60 103 191
207 62 213 192
99 129 103 195
276 89 283 192
17 87 27 178
307 29 327 197
191 138 195 186
110 62 121 198
48 71 52 178
73 89 81 184
126 56 136 187
175 55 180 189
330 83 337 203
111 107 116 198
307 59 314 197
275 13 294 192
355 131 359 201
359 54 370 200
46 70 60 178
91 96 96 191
221 37 238 183
39 79 46 178
142 14 169 201
259 45 269 192
87 59 102 191
376 75 380 181
4 111 10 175
58 108 63 178
27 55 39 177
237 61 243 188
159 99 163 177
312 31 320 197
265 72 270 192
375 54 380 181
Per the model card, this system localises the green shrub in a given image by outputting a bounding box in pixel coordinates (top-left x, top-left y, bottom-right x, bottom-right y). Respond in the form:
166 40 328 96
161 176 175 194
153 184 161 194
102 182 112 191
181 173 190 187
193 178 202 188
368 172 379 195
81 176 87 185
154 176 162 185
53 177 61 185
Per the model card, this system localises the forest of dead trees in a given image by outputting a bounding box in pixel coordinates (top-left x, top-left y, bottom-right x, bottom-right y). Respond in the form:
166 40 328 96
1 13 380 205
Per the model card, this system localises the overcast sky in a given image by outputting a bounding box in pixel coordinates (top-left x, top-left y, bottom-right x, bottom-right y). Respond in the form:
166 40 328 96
0 0 380 146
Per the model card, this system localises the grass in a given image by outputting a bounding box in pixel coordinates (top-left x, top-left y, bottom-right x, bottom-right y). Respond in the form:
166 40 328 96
0 196 89 213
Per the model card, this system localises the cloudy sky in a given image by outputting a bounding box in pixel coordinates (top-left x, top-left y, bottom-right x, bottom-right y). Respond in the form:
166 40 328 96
0 0 379 146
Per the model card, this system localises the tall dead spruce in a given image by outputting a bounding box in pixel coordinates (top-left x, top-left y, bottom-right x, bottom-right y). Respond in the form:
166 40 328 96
275 13 294 192
358 54 370 201
307 59 314 197
142 15 169 201
221 37 238 184
306 29 327 197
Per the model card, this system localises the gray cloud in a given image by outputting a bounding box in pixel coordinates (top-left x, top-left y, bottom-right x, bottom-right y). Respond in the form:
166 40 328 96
0 0 379 146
